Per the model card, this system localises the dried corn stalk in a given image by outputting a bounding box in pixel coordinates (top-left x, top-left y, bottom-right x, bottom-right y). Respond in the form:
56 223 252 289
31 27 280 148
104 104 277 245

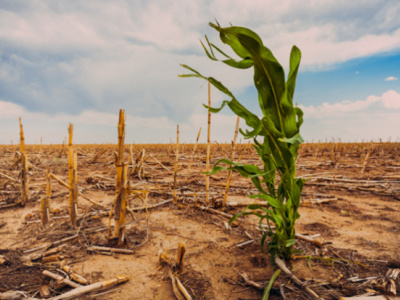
223 116 240 207
206 82 211 205
361 141 373 173
173 125 179 203
111 109 129 243
68 124 78 226
114 164 128 245
41 170 51 225
131 148 146 179
19 117 29 206
186 127 201 178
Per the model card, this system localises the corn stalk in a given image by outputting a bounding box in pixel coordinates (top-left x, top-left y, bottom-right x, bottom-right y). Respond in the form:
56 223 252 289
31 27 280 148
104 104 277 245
206 82 211 205
223 116 240 207
19 118 29 206
112 109 128 244
180 22 304 261
173 125 179 203
41 170 51 225
68 124 78 226
186 127 201 179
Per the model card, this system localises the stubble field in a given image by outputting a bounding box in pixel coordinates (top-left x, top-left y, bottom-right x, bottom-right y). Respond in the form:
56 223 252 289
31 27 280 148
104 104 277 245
0 142 399 299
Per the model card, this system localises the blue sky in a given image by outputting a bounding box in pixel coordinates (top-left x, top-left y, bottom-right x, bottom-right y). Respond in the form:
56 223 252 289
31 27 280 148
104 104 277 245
0 0 399 144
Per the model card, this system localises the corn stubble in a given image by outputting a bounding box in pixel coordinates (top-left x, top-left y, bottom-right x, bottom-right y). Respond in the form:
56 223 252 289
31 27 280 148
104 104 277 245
19 118 29 206
181 22 305 261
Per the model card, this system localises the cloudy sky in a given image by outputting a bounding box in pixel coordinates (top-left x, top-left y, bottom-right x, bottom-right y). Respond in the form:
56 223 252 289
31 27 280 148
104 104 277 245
1 0 399 144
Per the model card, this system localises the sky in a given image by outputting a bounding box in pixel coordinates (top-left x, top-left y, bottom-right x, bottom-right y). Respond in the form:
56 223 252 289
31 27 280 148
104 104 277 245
0 0 400 144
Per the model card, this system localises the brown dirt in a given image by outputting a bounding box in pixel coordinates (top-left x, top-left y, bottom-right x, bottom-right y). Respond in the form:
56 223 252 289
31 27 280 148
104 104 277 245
0 143 399 299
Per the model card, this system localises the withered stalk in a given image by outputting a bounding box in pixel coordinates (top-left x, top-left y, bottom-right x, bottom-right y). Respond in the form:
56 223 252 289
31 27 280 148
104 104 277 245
19 117 29 206
223 116 240 207
173 125 179 203
186 127 201 179
206 82 211 205
68 124 78 226
41 169 51 225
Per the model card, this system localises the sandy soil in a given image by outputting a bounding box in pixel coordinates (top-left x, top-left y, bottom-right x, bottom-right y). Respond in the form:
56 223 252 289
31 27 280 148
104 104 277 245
0 143 399 299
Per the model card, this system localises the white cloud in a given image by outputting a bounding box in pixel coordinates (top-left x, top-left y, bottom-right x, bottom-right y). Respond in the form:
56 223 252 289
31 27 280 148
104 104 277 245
381 90 400 108
1 1 400 143
0 9 105 52
300 95 380 118
0 100 25 116
301 90 400 118
300 90 400 142
385 76 398 81
1 1 400 66
0 100 239 144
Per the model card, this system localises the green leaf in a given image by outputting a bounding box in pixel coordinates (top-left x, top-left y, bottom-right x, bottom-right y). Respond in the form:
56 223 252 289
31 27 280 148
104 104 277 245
261 232 269 250
248 194 283 209
294 106 304 129
228 211 242 225
222 58 254 69
179 64 204 78
278 132 304 145
307 257 312 268
203 100 229 113
240 119 263 139
261 269 281 300
209 42 231 59
200 38 217 61
246 203 264 210
210 23 263 60
250 177 267 194
285 239 296 247
291 181 301 207
270 211 283 228
286 46 301 106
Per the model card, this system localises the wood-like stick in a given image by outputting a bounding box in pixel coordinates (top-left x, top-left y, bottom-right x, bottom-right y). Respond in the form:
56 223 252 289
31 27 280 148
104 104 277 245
72 151 78 223
19 117 25 153
42 270 81 289
62 265 89 285
173 125 179 203
68 124 77 226
19 117 29 206
115 109 125 197
0 171 18 182
206 82 211 205
87 245 133 254
361 141 373 173
49 173 103 207
187 127 201 178
223 116 240 207
41 170 51 225
116 164 128 245
275 257 322 300
113 109 126 241
175 242 185 272
50 275 129 300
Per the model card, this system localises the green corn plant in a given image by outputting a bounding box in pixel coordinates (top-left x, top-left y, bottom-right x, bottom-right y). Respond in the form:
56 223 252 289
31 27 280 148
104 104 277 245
180 21 305 261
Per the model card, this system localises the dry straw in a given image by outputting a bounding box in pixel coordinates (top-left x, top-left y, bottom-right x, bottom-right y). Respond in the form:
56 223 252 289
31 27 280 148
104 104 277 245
186 127 201 178
173 125 179 203
205 82 211 205
68 124 78 226
111 109 129 244
40 170 51 225
223 116 240 207
19 117 29 206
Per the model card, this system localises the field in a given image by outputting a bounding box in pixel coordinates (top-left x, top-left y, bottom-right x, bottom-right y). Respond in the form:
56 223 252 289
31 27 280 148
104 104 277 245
0 142 400 300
